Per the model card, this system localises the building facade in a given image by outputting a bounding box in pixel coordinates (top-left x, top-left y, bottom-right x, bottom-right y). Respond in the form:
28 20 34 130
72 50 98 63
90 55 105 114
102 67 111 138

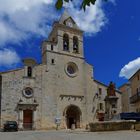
119 83 131 113
129 69 140 112
120 69 140 113
0 11 122 130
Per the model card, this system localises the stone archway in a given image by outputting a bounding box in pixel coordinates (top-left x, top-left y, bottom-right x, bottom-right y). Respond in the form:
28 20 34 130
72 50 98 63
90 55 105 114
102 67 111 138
64 105 81 129
17 103 38 130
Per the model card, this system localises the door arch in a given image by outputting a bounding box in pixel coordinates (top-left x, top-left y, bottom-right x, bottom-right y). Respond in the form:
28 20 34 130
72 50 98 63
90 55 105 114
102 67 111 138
64 105 82 129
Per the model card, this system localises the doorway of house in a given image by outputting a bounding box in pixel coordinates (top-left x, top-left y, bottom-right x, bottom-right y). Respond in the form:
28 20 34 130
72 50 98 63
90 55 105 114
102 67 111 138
23 109 33 130
66 105 81 129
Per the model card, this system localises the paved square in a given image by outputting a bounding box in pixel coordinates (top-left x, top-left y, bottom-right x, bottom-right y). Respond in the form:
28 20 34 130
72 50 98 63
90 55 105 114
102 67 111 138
0 130 140 140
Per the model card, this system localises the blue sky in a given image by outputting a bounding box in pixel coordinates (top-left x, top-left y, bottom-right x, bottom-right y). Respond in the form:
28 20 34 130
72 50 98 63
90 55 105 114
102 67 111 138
0 0 140 87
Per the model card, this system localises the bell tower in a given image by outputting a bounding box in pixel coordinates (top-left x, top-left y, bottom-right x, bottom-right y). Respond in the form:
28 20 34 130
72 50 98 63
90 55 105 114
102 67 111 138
42 10 84 64
40 10 94 129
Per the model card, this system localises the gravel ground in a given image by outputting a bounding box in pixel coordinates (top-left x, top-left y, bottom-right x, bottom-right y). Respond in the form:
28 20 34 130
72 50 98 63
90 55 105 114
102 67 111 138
0 130 140 140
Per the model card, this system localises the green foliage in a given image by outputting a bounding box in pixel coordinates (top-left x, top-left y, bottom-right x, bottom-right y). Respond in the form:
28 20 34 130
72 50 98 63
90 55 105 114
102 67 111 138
81 0 96 11
55 0 72 10
55 0 107 11
55 0 63 10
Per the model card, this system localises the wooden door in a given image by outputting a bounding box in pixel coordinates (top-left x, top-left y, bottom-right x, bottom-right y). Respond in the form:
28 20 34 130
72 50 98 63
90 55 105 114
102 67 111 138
23 110 33 129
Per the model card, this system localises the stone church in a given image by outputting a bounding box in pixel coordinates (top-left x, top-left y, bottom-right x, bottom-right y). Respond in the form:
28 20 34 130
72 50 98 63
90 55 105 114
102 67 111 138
0 11 122 130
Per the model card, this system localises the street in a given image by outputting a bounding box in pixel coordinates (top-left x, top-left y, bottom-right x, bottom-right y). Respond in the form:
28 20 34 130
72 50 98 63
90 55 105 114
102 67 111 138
0 130 140 140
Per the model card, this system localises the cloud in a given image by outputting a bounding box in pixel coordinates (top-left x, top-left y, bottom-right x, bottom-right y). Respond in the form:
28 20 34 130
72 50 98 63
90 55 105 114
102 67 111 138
0 49 20 67
0 0 57 46
119 57 140 79
0 21 26 46
64 0 109 35
0 0 53 13
0 0 115 47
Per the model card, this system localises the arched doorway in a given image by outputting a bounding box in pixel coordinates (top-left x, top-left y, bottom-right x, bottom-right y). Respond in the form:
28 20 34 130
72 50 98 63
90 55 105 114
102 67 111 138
65 105 81 129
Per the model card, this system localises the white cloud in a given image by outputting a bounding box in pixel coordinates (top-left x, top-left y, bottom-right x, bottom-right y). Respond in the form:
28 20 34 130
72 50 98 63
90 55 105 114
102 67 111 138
0 49 20 67
0 0 57 46
0 0 115 68
64 0 108 35
0 0 53 13
0 0 115 46
0 21 26 46
119 57 140 79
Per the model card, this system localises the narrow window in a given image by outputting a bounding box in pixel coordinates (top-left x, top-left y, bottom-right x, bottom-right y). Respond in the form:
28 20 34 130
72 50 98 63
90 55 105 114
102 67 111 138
27 66 32 77
51 59 54 64
63 34 69 51
51 45 53 51
73 36 79 53
99 88 102 95
99 103 103 110
138 75 139 80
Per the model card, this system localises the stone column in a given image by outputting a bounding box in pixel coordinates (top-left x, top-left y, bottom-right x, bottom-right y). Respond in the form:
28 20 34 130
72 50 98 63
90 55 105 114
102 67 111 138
69 35 73 53
64 115 68 130
62 116 67 129
33 110 37 130
19 110 23 130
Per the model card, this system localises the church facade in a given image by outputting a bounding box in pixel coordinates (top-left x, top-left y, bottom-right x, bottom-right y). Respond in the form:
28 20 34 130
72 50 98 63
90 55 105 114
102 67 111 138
0 11 122 130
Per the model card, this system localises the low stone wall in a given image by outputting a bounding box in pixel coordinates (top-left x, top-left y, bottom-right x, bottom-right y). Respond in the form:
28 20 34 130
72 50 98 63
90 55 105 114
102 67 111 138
89 121 137 132
135 123 140 131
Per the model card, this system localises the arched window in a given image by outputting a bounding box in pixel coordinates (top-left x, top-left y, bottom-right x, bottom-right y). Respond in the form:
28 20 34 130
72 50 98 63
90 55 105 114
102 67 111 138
73 36 79 53
27 66 32 77
63 34 69 51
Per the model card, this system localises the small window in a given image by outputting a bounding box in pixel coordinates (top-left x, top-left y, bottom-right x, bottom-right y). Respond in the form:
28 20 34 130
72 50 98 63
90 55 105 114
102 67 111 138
27 66 32 77
51 59 54 64
99 103 103 110
99 88 102 95
51 45 53 51
138 75 139 80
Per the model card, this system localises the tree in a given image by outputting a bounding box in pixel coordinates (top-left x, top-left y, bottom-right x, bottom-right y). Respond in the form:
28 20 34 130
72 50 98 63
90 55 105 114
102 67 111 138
55 0 107 11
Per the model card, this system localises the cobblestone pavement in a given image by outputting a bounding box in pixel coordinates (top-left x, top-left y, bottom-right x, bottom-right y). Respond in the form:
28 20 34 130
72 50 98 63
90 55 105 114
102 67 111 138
0 130 140 140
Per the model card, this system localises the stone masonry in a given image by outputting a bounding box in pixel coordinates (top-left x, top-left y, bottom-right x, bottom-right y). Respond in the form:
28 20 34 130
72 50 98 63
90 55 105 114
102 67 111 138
0 11 122 130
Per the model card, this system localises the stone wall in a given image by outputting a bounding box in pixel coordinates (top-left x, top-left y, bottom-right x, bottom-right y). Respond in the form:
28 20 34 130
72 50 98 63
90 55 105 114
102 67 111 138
89 121 137 132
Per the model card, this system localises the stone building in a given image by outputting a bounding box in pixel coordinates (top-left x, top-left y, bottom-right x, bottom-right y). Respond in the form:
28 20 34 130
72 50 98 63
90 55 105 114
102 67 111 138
0 11 122 130
120 69 140 113
119 83 131 113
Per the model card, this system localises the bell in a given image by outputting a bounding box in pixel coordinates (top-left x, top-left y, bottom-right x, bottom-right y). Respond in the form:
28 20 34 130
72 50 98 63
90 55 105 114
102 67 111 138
64 41 67 45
